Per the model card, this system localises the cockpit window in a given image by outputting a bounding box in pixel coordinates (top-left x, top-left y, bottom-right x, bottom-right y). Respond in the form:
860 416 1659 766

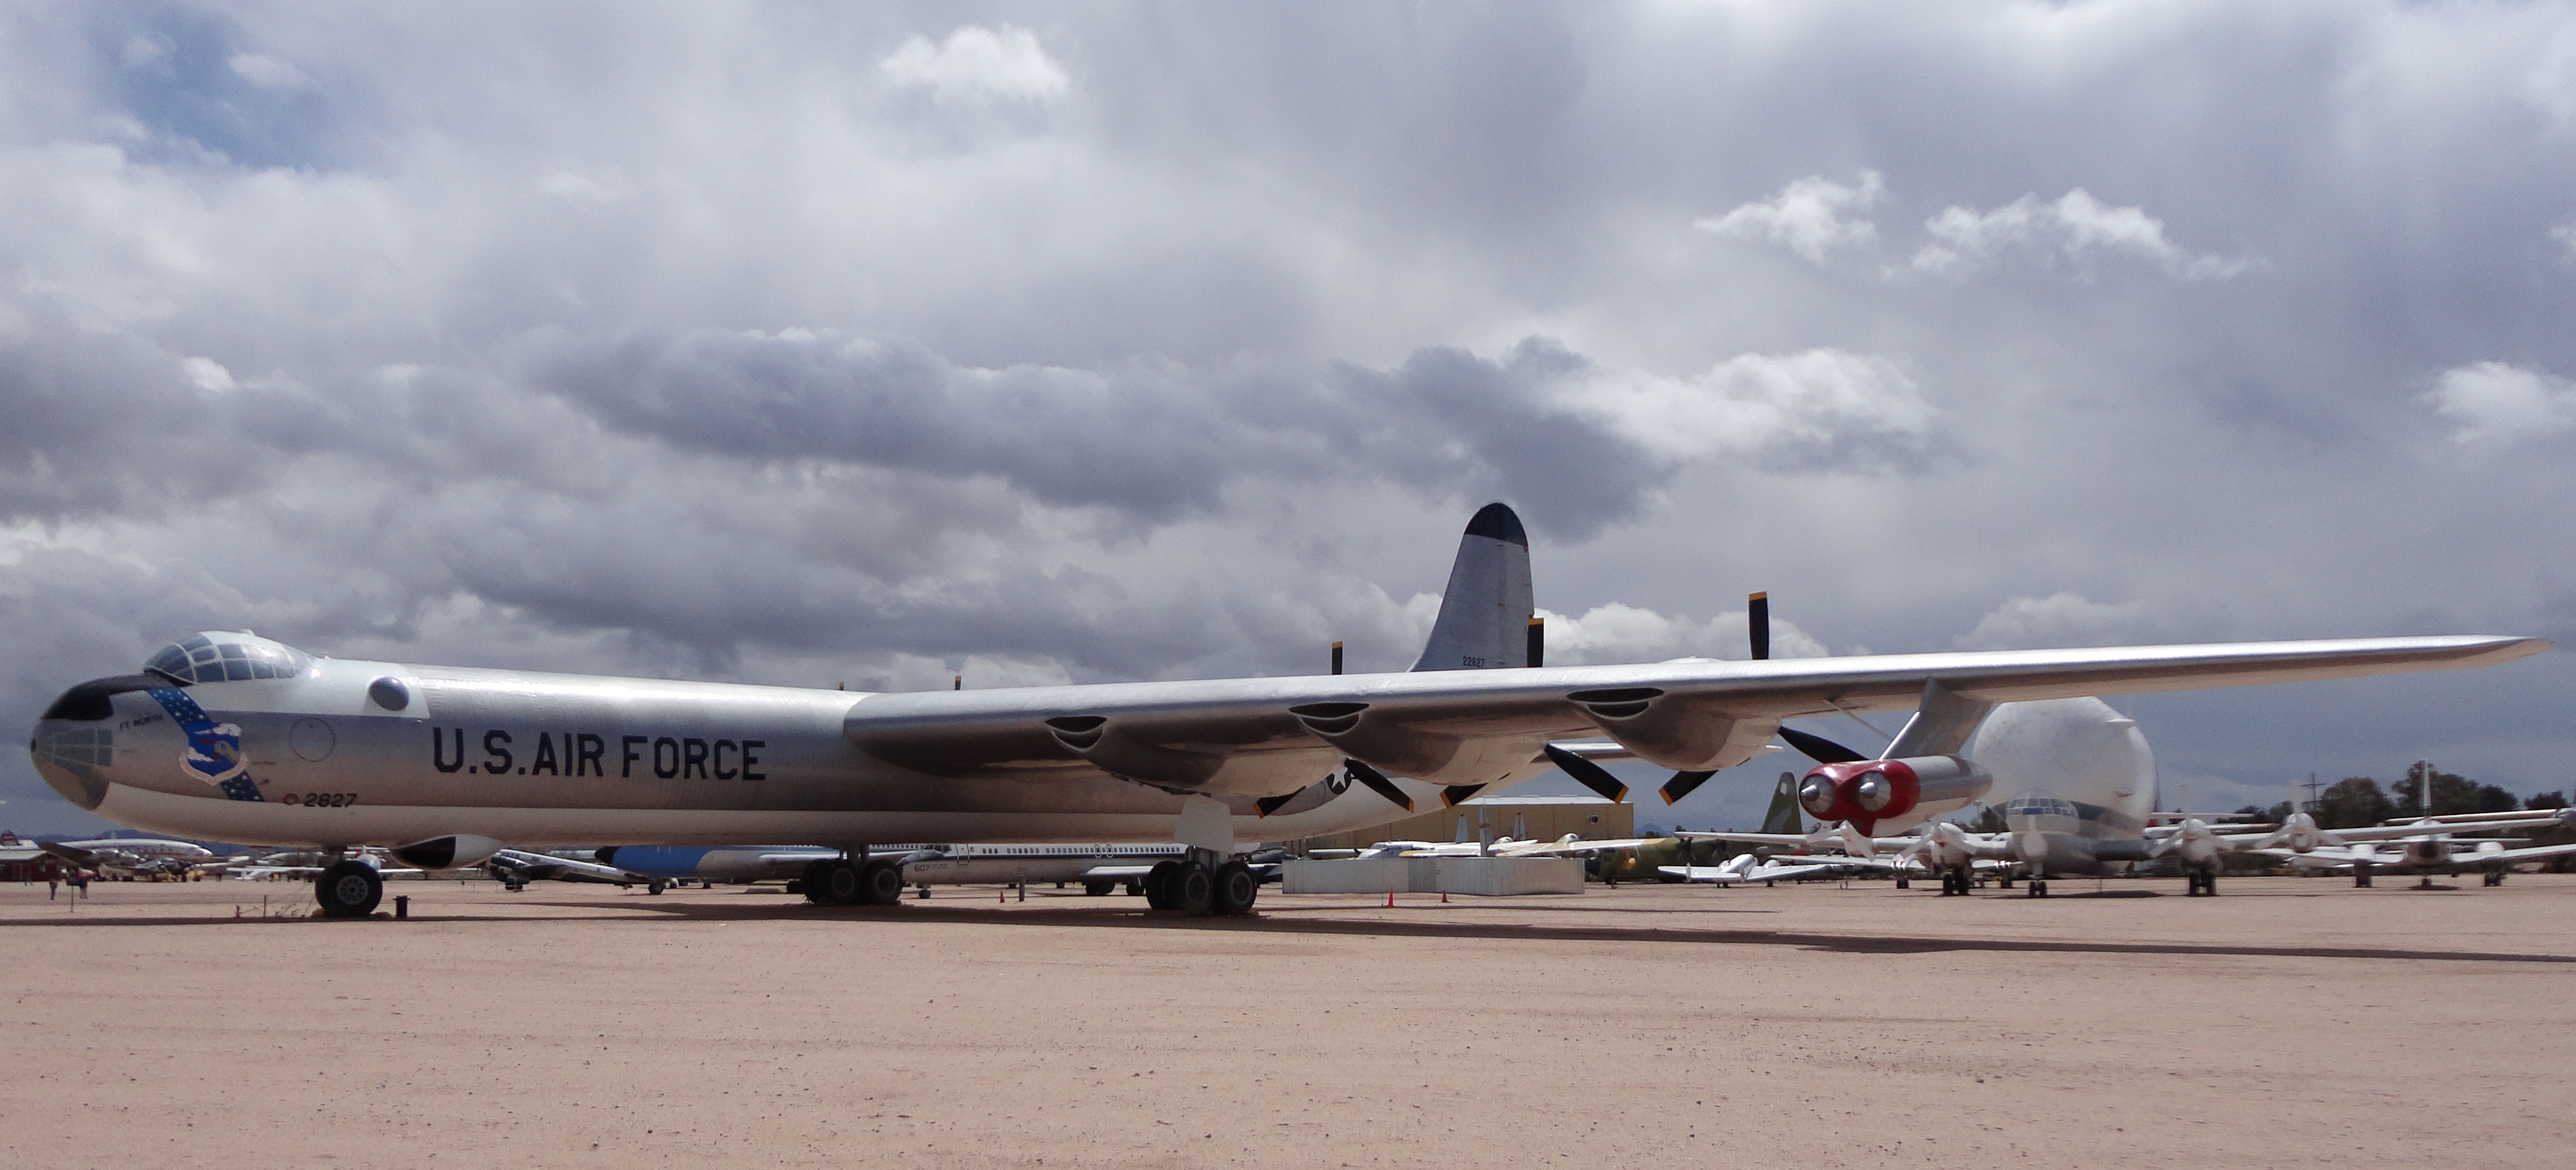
144 633 315 685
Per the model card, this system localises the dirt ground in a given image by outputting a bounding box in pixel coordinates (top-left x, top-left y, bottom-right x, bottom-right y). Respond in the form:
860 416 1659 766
3 871 2569 1169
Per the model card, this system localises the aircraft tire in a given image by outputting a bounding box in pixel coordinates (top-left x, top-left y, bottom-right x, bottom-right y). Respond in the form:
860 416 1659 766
1084 881 1114 897
1171 861 1216 915
860 860 905 905
1143 860 1181 910
817 860 867 905
1894 877 1909 890
315 860 383 918
1211 861 1258 916
647 879 666 895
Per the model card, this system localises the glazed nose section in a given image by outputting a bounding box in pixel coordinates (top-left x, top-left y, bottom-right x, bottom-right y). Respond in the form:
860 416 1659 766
30 673 158 810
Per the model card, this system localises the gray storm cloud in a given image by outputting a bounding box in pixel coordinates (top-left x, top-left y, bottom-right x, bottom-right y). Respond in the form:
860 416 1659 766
3 2 2575 834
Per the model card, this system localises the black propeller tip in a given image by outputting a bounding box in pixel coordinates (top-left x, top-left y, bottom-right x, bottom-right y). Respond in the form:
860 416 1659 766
1748 592 1770 662
1543 743 1631 804
1779 725 1867 764
1659 770 1716 806
1342 758 1415 813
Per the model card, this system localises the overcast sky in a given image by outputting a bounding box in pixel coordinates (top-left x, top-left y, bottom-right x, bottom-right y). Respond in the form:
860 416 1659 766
7 2 2576 836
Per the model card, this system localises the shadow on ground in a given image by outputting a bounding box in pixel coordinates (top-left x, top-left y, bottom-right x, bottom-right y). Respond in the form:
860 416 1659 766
15 894 2570 965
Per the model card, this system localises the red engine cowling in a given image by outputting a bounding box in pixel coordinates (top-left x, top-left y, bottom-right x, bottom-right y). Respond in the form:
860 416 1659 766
1795 756 1992 834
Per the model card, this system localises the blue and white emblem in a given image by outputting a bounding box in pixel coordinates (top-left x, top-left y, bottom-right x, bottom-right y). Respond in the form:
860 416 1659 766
149 688 263 801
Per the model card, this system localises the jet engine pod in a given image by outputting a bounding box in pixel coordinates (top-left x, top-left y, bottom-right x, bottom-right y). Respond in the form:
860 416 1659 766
392 834 506 870
1042 717 1226 790
1794 756 1991 833
1286 702 1469 785
1563 688 1776 772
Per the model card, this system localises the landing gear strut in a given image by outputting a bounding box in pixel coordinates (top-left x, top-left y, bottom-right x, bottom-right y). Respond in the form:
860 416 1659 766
315 860 383 918
2025 874 2050 897
2185 868 2219 897
2482 871 2507 887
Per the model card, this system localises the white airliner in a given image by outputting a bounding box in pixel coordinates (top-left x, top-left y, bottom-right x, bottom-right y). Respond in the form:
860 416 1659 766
28 503 2549 918
593 842 1202 896
54 837 214 859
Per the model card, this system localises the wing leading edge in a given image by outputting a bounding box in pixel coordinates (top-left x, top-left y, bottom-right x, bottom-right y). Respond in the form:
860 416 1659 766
844 635 2547 798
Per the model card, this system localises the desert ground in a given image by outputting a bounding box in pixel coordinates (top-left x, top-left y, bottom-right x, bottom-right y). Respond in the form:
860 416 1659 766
3 872 2569 1169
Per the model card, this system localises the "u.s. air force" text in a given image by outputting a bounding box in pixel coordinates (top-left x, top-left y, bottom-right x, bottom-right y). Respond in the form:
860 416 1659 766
428 728 766 780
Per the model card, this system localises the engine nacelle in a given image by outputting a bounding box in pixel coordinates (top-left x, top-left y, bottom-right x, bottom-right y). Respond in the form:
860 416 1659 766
1795 756 1991 834
392 834 506 870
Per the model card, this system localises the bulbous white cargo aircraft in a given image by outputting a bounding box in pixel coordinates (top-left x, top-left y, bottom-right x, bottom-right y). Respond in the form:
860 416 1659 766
27 503 2548 918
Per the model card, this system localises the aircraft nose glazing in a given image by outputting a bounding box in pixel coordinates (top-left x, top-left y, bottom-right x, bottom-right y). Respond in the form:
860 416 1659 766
30 673 172 811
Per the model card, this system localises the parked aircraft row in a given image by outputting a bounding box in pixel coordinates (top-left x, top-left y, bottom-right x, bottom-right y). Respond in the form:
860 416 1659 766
28 503 2553 916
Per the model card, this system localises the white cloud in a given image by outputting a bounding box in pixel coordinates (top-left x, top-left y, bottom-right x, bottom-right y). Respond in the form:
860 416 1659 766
2527 23 2576 133
879 25 1070 105
181 356 235 392
1563 348 1938 464
2422 361 2576 445
226 53 312 92
1912 189 2249 280
538 169 625 205
1694 171 1885 263
2553 220 2576 260
1954 593 2159 651
1537 602 1828 665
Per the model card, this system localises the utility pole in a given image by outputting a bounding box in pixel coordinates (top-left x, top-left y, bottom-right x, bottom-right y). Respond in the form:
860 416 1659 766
2302 772 2321 816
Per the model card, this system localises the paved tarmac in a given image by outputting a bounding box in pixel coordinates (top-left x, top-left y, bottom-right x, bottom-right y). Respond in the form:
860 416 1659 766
4 873 2570 1168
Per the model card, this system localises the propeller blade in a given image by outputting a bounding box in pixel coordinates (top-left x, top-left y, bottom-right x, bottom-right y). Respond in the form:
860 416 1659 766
1748 592 1769 661
1254 791 1300 818
1779 726 1868 764
1543 743 1630 803
1441 784 1488 808
1342 758 1414 813
1659 770 1717 805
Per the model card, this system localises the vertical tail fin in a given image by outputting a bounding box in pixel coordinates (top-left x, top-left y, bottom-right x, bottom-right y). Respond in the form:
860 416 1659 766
1411 503 1536 672
1761 771 1804 835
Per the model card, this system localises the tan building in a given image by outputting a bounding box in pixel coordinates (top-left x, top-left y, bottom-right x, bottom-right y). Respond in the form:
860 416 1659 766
1282 795 1631 854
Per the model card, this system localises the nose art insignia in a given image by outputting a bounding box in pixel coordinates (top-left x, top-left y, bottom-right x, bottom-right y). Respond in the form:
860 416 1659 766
147 688 264 801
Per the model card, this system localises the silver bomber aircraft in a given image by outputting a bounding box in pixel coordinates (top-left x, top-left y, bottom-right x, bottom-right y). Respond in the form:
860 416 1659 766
27 503 2551 918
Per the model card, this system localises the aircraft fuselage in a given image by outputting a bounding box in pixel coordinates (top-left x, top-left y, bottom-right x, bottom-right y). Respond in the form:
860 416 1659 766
33 639 1499 853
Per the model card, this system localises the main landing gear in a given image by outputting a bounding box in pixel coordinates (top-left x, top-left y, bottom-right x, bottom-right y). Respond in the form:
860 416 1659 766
1938 869 1974 896
2185 868 2220 897
2482 871 2507 887
1142 855 1259 916
799 856 906 906
315 858 383 918
2024 874 2051 897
